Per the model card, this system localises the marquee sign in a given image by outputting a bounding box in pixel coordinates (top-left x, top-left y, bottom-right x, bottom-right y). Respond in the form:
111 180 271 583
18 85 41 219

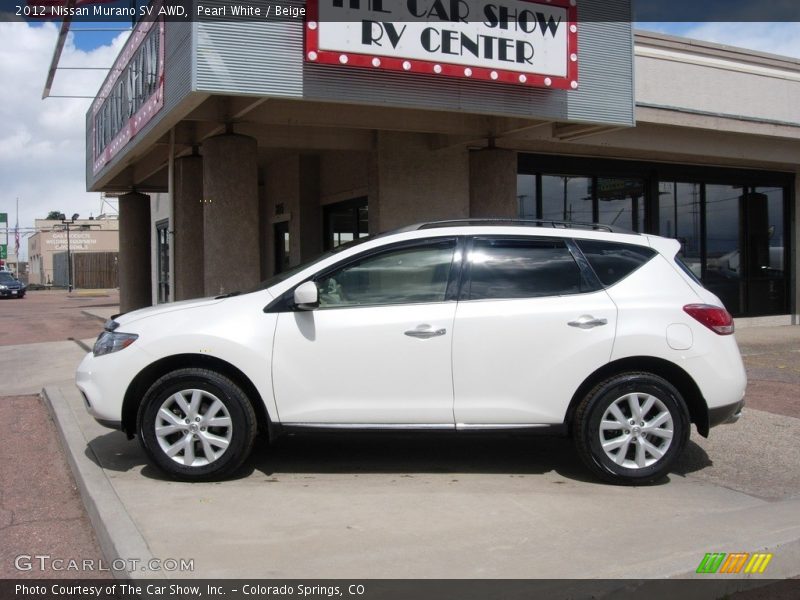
91 2 166 174
306 0 578 89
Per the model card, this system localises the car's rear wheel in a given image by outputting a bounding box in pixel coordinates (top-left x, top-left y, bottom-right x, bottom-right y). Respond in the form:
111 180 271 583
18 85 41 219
573 372 689 485
137 368 257 481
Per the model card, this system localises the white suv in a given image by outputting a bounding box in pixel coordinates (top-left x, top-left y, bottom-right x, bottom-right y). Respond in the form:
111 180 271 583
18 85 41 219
76 220 746 484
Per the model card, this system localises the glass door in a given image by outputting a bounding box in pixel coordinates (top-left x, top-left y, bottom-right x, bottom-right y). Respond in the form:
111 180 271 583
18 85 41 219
156 220 170 303
274 221 290 275
743 186 786 315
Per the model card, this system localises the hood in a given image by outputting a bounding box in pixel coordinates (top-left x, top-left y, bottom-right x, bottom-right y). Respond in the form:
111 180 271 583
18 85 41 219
114 296 226 327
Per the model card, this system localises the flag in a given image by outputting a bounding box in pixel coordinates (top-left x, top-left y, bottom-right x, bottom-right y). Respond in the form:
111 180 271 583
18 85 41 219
14 221 19 257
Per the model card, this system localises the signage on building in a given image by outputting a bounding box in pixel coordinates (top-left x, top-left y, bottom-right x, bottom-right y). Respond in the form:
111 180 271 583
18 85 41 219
46 232 100 252
595 179 644 200
91 2 166 174
306 0 579 89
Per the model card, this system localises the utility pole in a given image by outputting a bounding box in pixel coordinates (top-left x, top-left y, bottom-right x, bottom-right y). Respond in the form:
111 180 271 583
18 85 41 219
61 217 74 292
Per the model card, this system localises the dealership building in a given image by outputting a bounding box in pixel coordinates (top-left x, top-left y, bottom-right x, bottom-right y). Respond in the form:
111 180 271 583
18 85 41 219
84 0 798 322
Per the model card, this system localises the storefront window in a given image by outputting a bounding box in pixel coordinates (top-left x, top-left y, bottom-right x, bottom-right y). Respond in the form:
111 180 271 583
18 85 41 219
517 174 536 218
596 177 644 231
659 182 702 279
541 175 592 222
704 184 742 315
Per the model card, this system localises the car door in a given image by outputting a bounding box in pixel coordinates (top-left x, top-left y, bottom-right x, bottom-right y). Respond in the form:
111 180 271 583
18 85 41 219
272 237 461 425
452 236 617 426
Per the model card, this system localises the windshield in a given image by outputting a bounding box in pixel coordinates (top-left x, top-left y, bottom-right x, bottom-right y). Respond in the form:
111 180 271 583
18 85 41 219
247 235 374 293
0 272 16 283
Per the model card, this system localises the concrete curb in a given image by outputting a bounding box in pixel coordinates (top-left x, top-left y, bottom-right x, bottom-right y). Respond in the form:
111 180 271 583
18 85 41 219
81 309 107 323
42 385 159 580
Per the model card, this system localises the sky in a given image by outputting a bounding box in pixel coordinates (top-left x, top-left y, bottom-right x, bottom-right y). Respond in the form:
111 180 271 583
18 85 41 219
0 18 799 261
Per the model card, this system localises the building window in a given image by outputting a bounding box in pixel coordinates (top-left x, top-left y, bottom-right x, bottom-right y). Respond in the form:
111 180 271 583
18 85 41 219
517 155 791 317
596 177 644 232
155 220 170 303
274 220 290 275
324 197 369 250
542 175 594 223
659 182 702 279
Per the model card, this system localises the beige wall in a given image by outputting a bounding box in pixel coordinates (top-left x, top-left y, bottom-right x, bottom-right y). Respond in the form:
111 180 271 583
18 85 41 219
635 32 800 139
320 151 369 205
371 132 470 232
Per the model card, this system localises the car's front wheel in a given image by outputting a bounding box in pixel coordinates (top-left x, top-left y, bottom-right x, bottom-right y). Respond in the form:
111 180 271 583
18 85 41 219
573 372 690 485
137 368 257 481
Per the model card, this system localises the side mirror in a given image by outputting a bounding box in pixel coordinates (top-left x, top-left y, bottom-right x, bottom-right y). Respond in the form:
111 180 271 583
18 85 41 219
293 281 319 310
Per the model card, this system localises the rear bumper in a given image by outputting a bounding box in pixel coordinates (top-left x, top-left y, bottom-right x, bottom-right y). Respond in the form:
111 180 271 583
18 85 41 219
709 398 745 428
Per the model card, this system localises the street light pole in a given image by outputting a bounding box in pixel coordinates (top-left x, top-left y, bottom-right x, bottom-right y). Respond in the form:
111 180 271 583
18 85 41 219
61 218 74 292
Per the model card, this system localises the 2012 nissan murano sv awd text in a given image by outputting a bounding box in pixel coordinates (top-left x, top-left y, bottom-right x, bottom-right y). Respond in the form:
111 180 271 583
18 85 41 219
76 221 746 484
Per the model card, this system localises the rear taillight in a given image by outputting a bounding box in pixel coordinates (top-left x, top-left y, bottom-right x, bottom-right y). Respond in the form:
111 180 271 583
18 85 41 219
683 304 734 335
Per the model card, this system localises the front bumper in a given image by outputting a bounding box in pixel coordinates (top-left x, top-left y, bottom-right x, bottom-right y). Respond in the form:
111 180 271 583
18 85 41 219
75 344 151 425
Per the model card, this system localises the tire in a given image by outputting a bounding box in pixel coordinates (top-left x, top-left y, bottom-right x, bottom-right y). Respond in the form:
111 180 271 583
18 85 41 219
137 368 257 481
573 372 690 485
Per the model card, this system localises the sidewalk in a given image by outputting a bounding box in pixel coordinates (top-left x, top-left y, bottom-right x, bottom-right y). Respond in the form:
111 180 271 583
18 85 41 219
18 320 800 580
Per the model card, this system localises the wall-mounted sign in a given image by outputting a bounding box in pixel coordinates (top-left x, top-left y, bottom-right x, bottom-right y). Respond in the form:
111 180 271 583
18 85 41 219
91 2 166 174
306 0 578 89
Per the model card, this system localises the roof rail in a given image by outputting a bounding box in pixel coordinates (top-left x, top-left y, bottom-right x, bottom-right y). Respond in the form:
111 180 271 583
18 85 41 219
414 218 637 234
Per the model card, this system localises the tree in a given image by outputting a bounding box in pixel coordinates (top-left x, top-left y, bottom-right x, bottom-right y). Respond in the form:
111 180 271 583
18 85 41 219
46 211 66 220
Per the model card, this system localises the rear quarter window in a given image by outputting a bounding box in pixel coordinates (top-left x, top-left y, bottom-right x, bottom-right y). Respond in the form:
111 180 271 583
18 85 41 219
575 239 657 287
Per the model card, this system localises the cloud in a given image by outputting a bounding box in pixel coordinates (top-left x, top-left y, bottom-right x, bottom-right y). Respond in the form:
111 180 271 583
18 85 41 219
0 21 127 260
641 22 800 59
684 22 800 58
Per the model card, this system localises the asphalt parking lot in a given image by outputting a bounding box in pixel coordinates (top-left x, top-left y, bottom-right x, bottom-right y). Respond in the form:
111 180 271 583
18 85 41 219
2 290 800 583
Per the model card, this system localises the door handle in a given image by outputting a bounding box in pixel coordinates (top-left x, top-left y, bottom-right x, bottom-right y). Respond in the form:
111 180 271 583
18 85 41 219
568 315 608 329
404 324 447 339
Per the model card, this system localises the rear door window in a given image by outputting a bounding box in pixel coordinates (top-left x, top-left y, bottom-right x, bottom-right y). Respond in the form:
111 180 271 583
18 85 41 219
464 238 594 300
575 239 657 287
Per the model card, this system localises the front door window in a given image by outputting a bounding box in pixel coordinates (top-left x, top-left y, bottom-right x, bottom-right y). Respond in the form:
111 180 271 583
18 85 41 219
316 240 456 308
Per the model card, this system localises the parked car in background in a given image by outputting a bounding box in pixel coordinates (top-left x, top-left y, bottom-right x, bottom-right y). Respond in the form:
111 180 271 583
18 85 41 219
76 220 746 484
0 271 26 298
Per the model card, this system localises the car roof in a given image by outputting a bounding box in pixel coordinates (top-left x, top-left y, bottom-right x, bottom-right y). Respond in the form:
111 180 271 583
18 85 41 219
383 219 649 246
407 218 637 235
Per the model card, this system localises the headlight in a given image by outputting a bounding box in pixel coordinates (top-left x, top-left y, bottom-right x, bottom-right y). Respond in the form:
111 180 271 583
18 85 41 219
93 330 139 356
0 285 7 290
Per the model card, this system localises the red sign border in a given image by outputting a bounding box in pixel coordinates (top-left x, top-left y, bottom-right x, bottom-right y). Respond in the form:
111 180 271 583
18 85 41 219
92 4 166 175
305 0 579 90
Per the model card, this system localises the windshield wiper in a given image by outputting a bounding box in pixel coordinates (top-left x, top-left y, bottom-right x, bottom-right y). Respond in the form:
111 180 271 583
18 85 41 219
214 291 241 299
